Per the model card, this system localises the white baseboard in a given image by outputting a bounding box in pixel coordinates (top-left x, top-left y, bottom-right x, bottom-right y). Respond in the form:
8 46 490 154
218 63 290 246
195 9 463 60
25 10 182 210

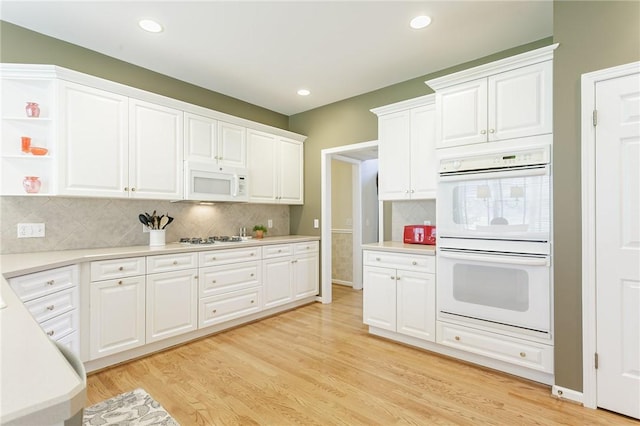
552 385 584 405
332 279 352 287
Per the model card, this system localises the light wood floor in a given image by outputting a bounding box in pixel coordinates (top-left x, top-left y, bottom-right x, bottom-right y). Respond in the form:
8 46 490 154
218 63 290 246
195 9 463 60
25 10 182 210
86 285 637 425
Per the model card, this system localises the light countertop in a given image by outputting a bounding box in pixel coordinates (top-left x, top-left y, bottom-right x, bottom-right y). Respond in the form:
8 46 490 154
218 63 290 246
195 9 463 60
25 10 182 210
362 241 436 255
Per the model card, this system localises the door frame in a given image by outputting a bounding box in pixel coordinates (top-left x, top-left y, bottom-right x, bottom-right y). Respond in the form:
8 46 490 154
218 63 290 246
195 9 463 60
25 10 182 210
320 140 378 303
581 60 640 409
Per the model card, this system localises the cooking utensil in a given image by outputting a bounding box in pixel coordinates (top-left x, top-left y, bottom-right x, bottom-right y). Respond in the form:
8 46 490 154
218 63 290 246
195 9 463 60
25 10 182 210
163 216 174 229
159 216 169 230
138 214 150 227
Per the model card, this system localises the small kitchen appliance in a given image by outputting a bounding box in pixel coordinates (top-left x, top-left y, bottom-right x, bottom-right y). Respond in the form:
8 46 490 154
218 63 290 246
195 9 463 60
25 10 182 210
403 225 436 245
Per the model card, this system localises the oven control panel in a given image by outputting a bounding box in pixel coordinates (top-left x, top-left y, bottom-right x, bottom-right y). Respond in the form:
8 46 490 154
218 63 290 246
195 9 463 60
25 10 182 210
439 146 550 173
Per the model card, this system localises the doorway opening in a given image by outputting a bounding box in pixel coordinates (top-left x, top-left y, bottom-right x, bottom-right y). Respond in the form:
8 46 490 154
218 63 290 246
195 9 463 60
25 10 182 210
320 141 379 303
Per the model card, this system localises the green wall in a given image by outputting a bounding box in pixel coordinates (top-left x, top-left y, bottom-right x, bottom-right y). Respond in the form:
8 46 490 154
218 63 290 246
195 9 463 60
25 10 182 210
0 21 288 129
552 1 640 391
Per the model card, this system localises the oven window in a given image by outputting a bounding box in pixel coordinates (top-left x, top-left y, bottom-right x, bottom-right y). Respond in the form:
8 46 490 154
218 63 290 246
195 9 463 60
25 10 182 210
451 175 550 232
194 176 230 194
452 263 529 311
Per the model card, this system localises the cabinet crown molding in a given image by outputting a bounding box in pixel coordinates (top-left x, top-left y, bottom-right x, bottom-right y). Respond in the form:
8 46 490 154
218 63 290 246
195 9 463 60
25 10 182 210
370 93 435 116
425 43 559 91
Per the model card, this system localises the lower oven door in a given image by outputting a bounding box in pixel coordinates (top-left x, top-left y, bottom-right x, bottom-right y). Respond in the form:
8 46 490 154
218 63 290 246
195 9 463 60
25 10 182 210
437 248 551 333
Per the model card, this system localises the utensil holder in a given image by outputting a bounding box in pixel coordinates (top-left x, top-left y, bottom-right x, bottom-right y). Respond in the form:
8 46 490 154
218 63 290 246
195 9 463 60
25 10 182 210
149 230 166 247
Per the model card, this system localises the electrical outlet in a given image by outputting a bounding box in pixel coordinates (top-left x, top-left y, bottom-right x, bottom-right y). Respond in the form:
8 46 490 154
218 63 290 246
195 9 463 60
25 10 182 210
267 219 273 228
142 224 150 233
313 219 319 229
17 223 45 238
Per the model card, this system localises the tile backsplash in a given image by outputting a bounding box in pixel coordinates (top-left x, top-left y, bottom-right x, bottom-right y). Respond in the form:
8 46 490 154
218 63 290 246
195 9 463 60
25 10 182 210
391 200 436 241
0 196 289 254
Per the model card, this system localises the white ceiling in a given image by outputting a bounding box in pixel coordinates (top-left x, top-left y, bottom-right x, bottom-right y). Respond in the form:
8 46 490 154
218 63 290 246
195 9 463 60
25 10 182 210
0 1 553 116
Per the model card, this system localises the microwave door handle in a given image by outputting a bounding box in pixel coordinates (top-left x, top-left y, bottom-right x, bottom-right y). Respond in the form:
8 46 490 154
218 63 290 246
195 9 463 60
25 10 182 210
439 251 550 267
439 165 549 182
231 175 238 197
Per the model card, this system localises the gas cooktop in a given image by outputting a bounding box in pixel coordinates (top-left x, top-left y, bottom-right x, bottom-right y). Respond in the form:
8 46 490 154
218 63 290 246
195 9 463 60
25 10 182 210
179 236 245 245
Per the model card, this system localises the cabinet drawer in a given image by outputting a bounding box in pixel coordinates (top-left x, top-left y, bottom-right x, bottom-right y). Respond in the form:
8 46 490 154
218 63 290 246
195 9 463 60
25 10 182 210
294 241 319 255
199 261 261 297
147 252 197 274
199 287 262 328
40 309 79 341
24 286 79 323
437 322 553 373
262 244 292 259
363 250 435 273
199 247 261 267
9 266 77 302
91 257 145 281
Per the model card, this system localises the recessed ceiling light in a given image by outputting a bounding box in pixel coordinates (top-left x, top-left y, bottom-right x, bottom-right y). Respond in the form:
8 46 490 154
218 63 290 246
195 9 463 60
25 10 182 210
297 89 311 96
138 19 163 33
410 15 432 30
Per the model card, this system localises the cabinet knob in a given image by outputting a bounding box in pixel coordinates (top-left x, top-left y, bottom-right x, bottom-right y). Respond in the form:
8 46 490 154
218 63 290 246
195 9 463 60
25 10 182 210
211 257 216 261
212 280 217 284
412 261 417 265
480 130 487 135
173 260 178 265
390 276 395 280
405 190 409 193
520 352 526 358
250 253 255 256
131 187 136 192
489 129 495 134
124 187 129 191
118 280 123 285
118 266 124 271
250 300 255 304
47 330 55 336
454 336 461 341
375 257 381 261
46 280 55 286
46 305 55 311
194 276 198 279
250 273 254 277
212 309 217 314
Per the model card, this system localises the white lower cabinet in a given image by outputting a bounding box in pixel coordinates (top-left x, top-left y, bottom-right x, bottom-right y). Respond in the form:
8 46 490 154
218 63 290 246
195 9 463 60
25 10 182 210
363 250 436 342
89 275 145 359
9 265 81 357
263 242 319 309
199 287 262 328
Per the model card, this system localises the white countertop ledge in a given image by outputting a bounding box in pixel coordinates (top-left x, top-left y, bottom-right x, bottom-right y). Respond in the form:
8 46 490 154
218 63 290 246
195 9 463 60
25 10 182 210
362 241 436 255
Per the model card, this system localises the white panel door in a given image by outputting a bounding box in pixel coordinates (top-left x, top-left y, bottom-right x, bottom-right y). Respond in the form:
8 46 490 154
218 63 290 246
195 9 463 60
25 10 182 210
184 112 216 162
436 78 487 148
262 256 293 309
247 129 278 203
129 99 183 199
362 266 396 331
279 137 303 204
293 253 319 299
595 71 640 420
378 110 411 200
397 270 435 342
146 270 198 343
410 104 437 199
488 61 553 141
217 121 246 168
58 81 128 197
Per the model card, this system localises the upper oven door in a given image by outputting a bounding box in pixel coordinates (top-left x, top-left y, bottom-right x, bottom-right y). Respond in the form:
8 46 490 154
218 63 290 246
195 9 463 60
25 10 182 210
437 165 550 242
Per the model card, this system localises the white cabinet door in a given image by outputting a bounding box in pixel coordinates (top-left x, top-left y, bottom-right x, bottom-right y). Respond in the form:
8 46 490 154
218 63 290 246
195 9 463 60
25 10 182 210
90 276 145 359
293 253 319 300
436 78 487 148
58 81 129 197
409 104 437 199
263 255 293 309
247 129 278 203
378 110 411 200
397 270 435 341
363 266 396 331
218 121 246 168
488 61 552 141
146 269 198 343
129 99 183 199
278 137 303 204
184 112 216 162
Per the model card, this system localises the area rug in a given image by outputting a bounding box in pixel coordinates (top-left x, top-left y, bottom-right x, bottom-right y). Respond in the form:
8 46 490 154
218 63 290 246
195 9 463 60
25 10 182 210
83 388 180 425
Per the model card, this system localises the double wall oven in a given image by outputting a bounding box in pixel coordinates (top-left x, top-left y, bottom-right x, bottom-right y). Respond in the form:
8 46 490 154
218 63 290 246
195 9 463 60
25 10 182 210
436 144 552 339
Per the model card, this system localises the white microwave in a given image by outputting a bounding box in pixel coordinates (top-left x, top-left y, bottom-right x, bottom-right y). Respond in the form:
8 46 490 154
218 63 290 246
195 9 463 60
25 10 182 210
185 161 248 202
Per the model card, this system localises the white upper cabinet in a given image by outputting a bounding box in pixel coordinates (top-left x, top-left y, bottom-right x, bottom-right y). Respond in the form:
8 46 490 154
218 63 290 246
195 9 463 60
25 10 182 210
247 129 303 204
427 44 557 149
372 95 437 200
58 81 129 197
184 113 246 168
129 99 183 199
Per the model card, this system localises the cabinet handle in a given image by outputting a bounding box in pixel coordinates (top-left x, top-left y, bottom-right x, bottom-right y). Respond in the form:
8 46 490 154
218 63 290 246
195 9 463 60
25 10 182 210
480 130 487 135
250 300 255 304
412 261 417 265
396 276 400 281
173 260 178 265
250 253 255 256
212 309 217 314
489 129 495 134
211 257 216 261
46 280 55 286
194 276 199 279
375 257 381 261
405 190 409 193
47 330 55 336
118 280 123 285
520 352 526 358
212 280 217 284
390 276 395 280
124 187 129 191
46 305 55 311
118 266 124 271
454 336 461 341
410 190 415 193
131 187 136 192
250 273 254 277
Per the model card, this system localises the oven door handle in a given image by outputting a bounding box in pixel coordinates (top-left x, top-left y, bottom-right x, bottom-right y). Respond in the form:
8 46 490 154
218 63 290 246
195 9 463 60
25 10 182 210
439 165 549 182
438 250 550 267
